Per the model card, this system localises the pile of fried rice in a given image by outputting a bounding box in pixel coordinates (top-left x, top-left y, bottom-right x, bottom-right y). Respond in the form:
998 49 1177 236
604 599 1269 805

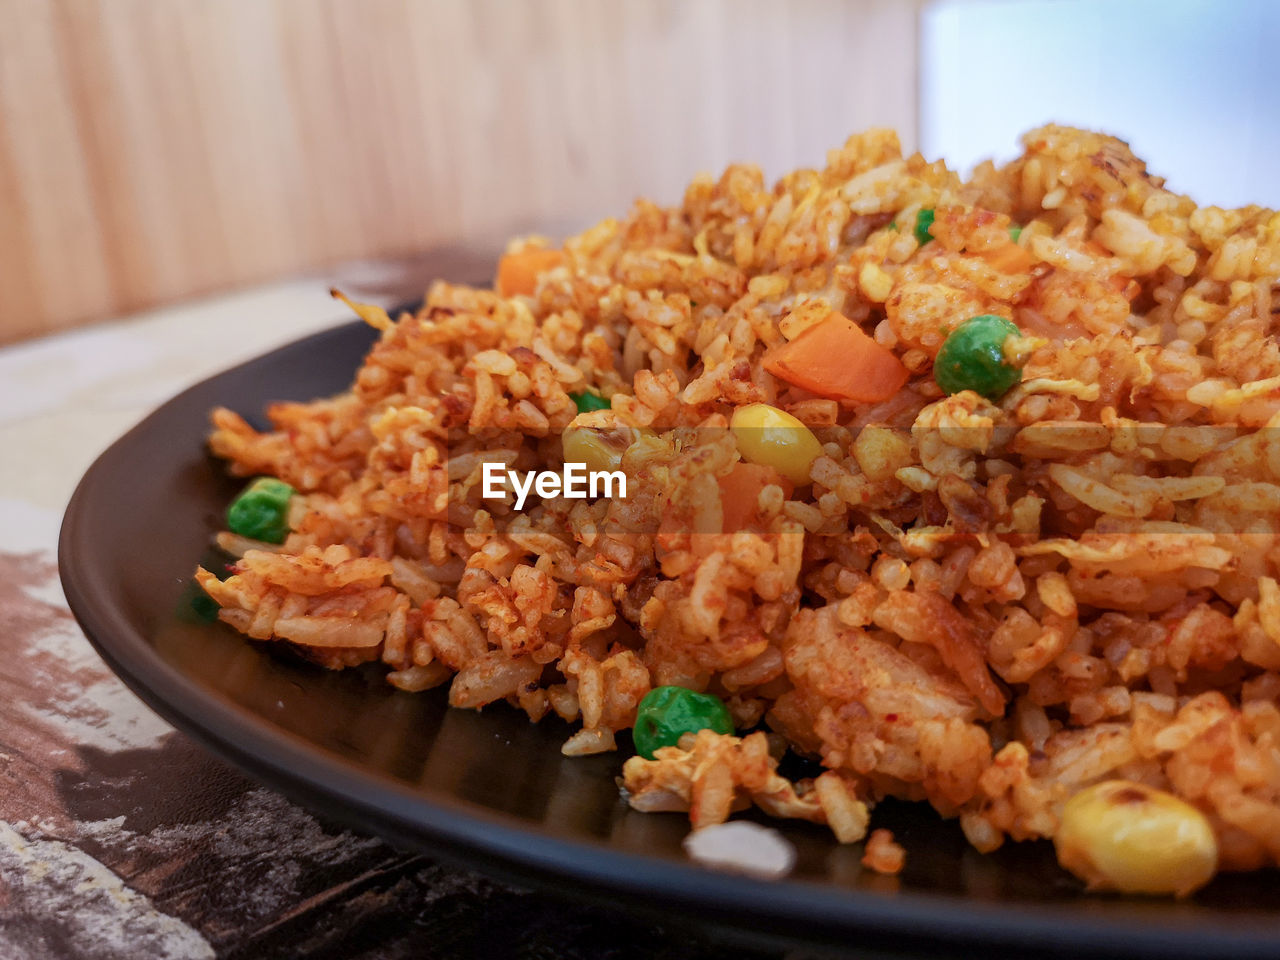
198 126 1280 886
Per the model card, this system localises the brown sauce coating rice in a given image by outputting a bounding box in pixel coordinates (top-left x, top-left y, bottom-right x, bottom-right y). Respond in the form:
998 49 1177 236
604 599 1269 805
197 125 1280 890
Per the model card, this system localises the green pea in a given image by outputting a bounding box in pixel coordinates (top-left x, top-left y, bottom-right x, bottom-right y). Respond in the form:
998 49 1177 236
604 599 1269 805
570 390 610 413
176 579 220 623
632 686 734 759
933 314 1023 400
226 477 295 543
1009 225 1023 243
914 208 936 246
189 589 220 622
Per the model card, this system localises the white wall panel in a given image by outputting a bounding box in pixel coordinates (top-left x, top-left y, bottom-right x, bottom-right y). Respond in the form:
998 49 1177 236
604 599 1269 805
922 0 1280 207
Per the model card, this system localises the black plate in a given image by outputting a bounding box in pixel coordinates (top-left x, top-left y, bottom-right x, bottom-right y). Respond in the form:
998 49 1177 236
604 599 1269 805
60 318 1280 959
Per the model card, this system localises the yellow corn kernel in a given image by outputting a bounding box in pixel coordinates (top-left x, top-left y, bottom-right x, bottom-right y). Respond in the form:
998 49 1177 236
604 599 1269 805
1054 779 1218 897
562 419 652 474
858 262 894 303
730 404 823 486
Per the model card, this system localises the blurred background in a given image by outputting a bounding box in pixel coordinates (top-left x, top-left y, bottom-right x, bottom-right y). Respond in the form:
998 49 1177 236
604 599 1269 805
1 0 1276 345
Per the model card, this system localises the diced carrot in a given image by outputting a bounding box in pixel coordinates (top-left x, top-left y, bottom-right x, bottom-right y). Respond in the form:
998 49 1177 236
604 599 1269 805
763 312 908 403
718 462 794 532
981 243 1033 274
496 248 566 297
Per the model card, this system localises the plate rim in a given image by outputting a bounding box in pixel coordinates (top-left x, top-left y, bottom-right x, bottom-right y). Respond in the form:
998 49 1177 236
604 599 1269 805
56 318 1280 958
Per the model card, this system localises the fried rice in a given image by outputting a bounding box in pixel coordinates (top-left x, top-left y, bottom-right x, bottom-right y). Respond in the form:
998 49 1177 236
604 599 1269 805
197 125 1280 891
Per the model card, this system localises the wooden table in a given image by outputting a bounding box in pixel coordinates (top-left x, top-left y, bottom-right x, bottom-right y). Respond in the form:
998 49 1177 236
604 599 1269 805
0 279 804 959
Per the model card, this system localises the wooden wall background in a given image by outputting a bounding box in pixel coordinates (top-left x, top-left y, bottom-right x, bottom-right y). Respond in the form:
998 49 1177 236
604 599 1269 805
0 0 920 344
